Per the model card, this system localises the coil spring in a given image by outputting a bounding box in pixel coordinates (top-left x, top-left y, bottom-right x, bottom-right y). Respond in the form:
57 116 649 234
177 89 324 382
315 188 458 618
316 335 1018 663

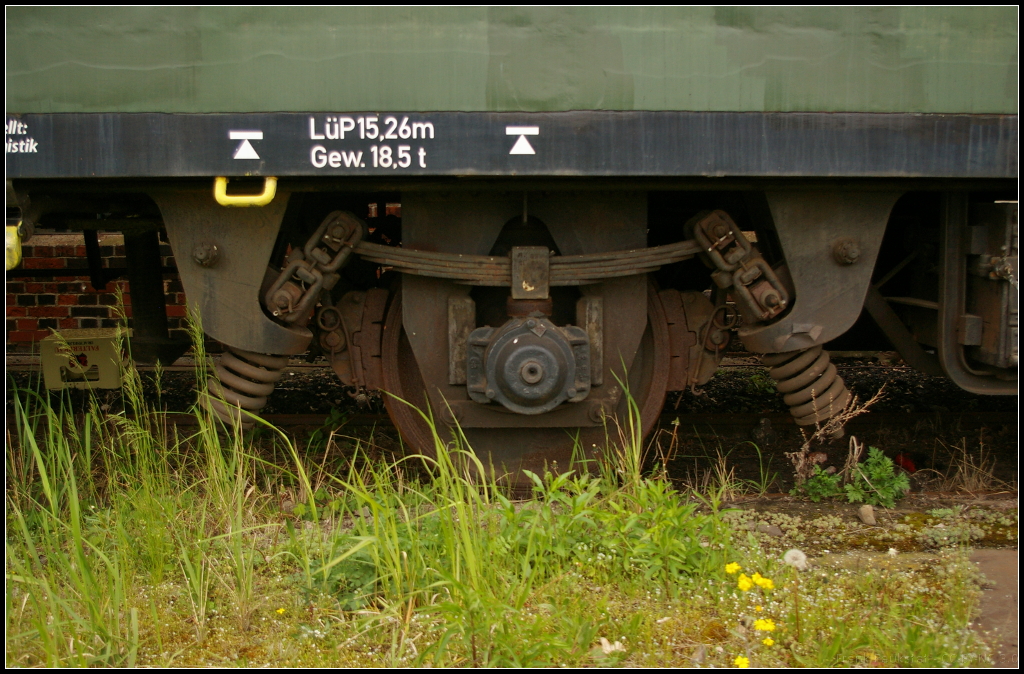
762 345 852 426
207 347 289 428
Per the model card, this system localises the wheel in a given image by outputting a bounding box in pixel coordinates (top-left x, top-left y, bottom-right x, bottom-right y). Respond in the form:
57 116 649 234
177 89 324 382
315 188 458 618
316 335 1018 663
381 280 671 483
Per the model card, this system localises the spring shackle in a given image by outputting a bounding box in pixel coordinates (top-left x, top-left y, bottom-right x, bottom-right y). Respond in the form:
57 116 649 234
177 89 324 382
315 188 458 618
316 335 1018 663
762 345 851 426
207 347 289 428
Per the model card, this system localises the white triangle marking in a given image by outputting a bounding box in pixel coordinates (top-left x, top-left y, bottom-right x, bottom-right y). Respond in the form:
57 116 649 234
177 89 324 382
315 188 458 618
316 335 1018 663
233 139 260 159
509 135 535 155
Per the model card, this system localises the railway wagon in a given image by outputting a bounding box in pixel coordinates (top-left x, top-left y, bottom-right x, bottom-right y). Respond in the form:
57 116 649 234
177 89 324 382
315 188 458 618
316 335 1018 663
6 8 1017 476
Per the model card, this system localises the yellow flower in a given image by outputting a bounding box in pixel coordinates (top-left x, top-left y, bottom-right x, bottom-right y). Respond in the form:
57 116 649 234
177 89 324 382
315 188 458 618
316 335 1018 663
725 562 742 574
737 574 753 592
754 605 763 612
753 618 776 632
276 608 286 615
762 637 775 647
734 655 750 668
751 573 775 590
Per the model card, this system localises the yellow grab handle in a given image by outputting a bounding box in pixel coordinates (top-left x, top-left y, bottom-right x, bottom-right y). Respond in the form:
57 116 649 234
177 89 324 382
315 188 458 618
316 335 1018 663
214 176 277 207
6 225 23 270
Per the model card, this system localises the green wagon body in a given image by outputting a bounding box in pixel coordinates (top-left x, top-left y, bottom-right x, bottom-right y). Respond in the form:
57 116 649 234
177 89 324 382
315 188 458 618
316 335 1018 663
7 7 1017 115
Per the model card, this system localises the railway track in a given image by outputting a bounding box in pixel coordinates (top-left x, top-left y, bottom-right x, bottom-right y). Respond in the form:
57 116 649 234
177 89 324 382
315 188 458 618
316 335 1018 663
148 409 1015 432
2 351 903 373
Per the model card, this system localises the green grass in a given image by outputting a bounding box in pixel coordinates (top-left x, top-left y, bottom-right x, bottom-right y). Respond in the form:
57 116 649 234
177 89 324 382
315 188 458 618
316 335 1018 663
4 319 996 667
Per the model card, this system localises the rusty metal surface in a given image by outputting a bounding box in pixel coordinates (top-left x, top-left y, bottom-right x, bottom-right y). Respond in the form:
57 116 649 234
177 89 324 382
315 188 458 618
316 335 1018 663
692 210 788 323
576 296 603 386
399 191 650 434
153 190 311 355
352 237 700 285
265 211 364 324
510 246 550 299
863 287 945 377
380 191 667 481
447 296 476 385
739 192 902 354
507 297 554 317
355 288 388 390
466 316 590 414
328 288 391 390
207 348 289 428
936 195 1016 394
966 203 1018 370
380 281 671 484
762 346 852 426
659 289 699 391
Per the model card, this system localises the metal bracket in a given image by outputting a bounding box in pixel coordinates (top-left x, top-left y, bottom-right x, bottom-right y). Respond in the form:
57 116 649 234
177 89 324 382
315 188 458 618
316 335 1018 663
213 176 278 207
152 189 311 355
863 286 944 377
576 296 603 386
448 296 476 385
935 194 1016 393
511 246 550 299
658 289 721 391
739 192 902 353
324 288 389 390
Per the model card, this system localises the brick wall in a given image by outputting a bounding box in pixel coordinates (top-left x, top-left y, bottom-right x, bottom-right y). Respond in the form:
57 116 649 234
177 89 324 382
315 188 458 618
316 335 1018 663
5 233 190 353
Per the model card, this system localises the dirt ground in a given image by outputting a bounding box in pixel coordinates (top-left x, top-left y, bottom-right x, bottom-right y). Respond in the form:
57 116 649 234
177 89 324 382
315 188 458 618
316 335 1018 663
707 492 1018 667
972 549 1018 668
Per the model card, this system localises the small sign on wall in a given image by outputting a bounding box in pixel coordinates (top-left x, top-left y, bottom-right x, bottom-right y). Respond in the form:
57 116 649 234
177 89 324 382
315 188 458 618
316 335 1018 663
40 328 129 390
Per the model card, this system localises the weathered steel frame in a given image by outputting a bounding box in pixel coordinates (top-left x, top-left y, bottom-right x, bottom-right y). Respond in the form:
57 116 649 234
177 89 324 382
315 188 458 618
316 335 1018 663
150 189 312 355
381 280 671 479
6 112 1016 180
936 194 1017 394
738 192 903 353
398 190 650 429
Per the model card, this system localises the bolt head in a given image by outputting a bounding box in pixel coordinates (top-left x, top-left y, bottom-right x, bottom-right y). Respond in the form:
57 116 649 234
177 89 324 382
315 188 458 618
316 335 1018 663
192 242 218 267
832 238 861 265
271 291 291 309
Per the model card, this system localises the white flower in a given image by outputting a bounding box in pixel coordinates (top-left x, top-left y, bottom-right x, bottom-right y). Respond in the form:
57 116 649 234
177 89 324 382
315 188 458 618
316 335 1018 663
783 549 808 571
887 548 898 557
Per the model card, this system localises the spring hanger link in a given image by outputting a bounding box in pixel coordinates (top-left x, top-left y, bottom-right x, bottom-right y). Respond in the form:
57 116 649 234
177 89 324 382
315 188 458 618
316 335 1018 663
263 211 365 324
690 210 789 324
